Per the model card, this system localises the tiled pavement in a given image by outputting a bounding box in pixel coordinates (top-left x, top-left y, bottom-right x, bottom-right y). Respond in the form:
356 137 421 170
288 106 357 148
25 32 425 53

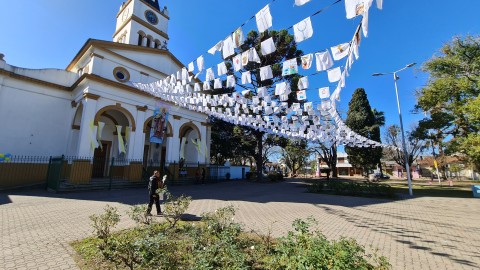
1 179 479 270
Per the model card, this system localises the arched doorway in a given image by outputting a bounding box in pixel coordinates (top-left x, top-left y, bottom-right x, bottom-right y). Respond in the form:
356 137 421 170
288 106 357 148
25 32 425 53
92 106 135 178
178 123 201 164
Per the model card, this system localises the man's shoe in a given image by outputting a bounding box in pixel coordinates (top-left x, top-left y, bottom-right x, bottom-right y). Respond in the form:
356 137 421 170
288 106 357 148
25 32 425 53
146 213 152 216
157 212 163 216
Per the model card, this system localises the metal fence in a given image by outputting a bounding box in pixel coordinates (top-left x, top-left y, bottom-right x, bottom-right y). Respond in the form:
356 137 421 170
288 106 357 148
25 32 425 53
0 155 233 189
0 156 51 189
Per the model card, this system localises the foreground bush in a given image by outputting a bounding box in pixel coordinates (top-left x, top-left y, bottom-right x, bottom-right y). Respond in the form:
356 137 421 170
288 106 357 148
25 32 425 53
74 203 390 269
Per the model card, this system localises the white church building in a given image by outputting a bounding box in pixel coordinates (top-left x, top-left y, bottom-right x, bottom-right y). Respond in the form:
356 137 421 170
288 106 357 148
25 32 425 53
0 0 211 187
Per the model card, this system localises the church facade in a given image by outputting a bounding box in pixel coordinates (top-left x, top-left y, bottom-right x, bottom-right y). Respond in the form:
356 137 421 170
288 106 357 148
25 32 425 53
0 0 211 186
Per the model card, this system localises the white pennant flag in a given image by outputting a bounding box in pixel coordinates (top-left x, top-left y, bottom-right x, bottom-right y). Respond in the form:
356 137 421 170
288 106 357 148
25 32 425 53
298 76 309 90
327 67 342 82
196 55 204 72
315 51 334 71
319 87 330 99
330 43 350 61
261 37 276 55
256 5 273 33
293 17 314 43
301 54 313 69
295 0 312 6
297 90 307 101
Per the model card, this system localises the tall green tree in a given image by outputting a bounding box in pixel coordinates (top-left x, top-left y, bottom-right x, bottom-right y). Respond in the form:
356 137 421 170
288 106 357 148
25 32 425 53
372 109 385 175
345 88 382 175
282 139 309 176
415 35 480 169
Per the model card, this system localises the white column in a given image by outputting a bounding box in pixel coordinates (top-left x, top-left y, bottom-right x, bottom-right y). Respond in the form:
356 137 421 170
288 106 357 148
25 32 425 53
76 97 98 157
142 36 147 47
205 124 211 165
166 119 180 163
129 110 146 160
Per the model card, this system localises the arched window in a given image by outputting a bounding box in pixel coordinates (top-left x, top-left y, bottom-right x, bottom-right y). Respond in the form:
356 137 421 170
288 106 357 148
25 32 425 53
146 38 151 47
137 34 143 46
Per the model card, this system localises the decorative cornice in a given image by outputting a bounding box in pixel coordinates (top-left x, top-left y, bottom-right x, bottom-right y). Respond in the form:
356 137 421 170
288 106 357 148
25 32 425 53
71 101 78 108
72 125 80 130
90 53 104 59
136 105 148 112
0 69 70 92
140 71 149 76
201 122 212 127
172 115 181 120
83 93 100 100
112 15 169 40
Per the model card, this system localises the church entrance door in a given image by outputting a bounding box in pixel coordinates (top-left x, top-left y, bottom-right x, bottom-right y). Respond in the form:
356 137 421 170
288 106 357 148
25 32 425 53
92 141 111 178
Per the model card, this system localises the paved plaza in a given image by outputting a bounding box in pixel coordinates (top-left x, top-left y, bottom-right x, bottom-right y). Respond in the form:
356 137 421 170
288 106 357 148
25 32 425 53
1 179 480 270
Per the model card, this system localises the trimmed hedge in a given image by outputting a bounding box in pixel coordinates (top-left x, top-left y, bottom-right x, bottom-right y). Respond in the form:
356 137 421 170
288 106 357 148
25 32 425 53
307 181 396 198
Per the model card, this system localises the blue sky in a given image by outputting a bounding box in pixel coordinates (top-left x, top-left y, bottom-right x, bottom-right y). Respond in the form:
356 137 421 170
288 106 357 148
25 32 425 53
1 0 479 136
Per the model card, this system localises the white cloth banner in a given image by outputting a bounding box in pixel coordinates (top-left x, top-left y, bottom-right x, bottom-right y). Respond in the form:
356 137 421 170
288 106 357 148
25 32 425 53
197 55 204 72
297 90 307 101
282 58 298 76
241 71 252 84
293 17 314 43
233 27 245 47
226 75 236 88
217 62 227 76
344 0 372 19
233 54 242 71
331 43 350 60
261 37 276 55
116 125 126 154
256 5 273 33
295 0 312 6
298 76 309 90
260 65 273 81
205 68 215 81
301 54 313 69
315 51 334 71
327 67 342 82
319 87 330 99
222 36 235 59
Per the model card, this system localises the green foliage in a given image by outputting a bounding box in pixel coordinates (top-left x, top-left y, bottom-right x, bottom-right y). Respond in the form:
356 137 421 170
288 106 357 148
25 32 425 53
163 189 192 228
267 171 284 182
76 206 390 270
345 88 383 174
127 204 152 225
282 139 310 175
89 205 120 243
263 217 391 270
415 35 480 168
307 181 395 198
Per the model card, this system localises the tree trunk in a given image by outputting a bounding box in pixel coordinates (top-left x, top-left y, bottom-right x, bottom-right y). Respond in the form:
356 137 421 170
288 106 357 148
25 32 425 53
255 131 263 181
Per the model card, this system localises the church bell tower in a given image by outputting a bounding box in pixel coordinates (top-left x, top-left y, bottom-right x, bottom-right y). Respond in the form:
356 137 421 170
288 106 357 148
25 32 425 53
113 0 170 50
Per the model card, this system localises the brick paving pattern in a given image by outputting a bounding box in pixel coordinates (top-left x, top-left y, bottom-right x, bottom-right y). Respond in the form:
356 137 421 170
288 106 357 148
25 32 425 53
1 179 479 269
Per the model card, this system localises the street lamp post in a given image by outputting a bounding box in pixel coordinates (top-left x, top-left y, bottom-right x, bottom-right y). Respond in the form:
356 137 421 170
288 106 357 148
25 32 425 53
373 63 416 196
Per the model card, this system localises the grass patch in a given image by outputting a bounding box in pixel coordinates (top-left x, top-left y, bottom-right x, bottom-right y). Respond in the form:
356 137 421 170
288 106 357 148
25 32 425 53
390 184 473 198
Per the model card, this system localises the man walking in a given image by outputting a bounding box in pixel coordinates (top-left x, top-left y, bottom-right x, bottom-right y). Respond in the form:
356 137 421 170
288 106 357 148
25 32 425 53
147 170 162 216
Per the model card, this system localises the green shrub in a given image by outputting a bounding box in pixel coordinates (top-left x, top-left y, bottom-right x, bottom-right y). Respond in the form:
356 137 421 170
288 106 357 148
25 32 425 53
76 205 391 270
127 204 152 225
163 189 192 228
89 205 120 244
308 181 396 198
246 171 257 180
